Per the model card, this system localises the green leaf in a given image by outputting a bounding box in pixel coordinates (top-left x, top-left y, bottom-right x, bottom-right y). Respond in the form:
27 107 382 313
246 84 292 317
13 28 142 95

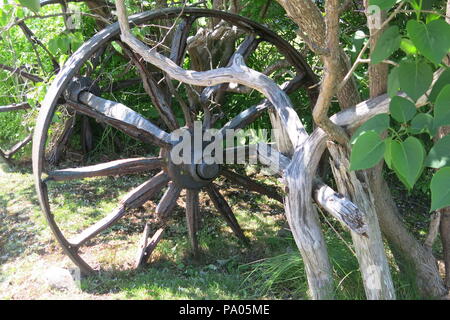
410 113 436 136
431 167 450 211
371 26 401 64
421 0 437 10
398 60 433 101
351 113 390 144
111 41 123 55
17 0 40 13
350 131 386 171
48 35 70 55
368 0 397 10
68 33 84 52
57 36 70 54
384 137 394 169
387 67 400 98
0 8 10 27
390 96 416 123
434 85 450 128
426 13 441 24
429 69 450 103
426 135 450 169
400 38 417 55
391 137 425 190
407 20 450 65
48 38 59 55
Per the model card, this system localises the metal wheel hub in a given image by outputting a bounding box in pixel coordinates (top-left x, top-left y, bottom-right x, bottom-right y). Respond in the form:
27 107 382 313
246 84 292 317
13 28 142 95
166 137 220 189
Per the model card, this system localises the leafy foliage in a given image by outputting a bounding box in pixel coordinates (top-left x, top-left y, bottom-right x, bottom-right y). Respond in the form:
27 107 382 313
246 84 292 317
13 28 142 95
371 25 401 65
351 0 450 211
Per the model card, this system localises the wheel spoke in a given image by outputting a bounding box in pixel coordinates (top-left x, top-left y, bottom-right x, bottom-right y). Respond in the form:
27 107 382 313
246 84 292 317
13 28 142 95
205 184 249 245
156 182 182 219
201 35 261 103
68 171 169 248
170 17 195 66
0 149 12 166
0 102 31 112
185 189 200 256
220 103 269 134
135 224 165 268
47 157 164 182
121 44 179 131
219 75 306 133
221 167 283 203
4 133 33 158
67 92 172 147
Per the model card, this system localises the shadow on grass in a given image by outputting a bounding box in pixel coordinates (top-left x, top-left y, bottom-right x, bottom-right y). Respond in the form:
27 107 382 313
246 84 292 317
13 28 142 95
0 164 44 264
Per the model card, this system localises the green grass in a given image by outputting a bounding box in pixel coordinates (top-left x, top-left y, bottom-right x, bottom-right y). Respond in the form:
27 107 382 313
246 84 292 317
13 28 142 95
0 161 428 300
0 162 289 299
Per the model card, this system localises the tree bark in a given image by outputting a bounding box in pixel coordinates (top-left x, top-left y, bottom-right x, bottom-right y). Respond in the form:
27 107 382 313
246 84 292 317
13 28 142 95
275 0 360 108
328 142 396 299
363 0 388 97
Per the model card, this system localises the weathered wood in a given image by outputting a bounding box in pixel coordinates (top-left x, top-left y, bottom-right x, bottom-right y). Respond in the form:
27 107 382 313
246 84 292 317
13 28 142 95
283 131 335 299
67 92 172 147
121 44 179 131
200 35 262 103
0 102 31 112
275 0 361 108
115 1 308 150
218 76 306 139
170 17 194 65
68 171 169 248
333 67 444 133
313 179 368 236
81 116 93 155
310 0 350 146
269 109 294 157
0 63 43 83
425 212 441 250
0 149 13 166
135 225 165 268
78 91 172 145
156 182 181 219
47 114 76 166
47 157 164 181
328 142 396 300
228 142 369 235
4 133 33 158
220 103 268 134
135 223 151 268
221 167 283 203
206 184 249 245
185 189 200 257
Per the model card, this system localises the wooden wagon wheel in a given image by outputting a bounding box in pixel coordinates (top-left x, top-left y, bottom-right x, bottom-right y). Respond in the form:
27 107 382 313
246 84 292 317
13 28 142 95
33 7 318 275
